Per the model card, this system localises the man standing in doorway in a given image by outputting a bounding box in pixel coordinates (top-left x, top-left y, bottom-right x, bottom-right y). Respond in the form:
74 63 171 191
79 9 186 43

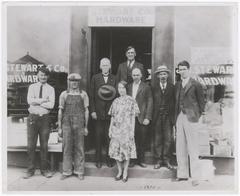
24 66 55 179
153 65 175 170
116 46 147 84
127 67 153 168
174 60 205 186
90 58 117 168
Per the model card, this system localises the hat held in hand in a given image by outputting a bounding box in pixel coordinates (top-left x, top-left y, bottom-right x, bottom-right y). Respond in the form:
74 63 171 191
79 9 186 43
98 85 116 101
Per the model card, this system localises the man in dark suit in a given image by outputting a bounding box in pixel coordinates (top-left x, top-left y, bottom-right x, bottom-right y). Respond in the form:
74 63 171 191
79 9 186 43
116 46 147 84
152 65 175 170
174 60 206 186
127 67 153 168
90 58 117 168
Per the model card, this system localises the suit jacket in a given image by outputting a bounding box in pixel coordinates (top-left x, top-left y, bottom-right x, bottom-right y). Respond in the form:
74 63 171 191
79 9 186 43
175 78 206 123
127 81 153 124
116 61 147 83
89 73 117 120
152 82 175 125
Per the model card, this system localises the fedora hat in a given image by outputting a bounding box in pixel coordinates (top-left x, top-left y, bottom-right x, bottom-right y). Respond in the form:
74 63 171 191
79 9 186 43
98 84 116 101
154 65 170 74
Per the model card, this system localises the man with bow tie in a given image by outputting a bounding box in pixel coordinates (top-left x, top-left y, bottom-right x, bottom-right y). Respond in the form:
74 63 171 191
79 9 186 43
152 65 175 170
24 66 55 179
174 60 206 186
90 58 117 168
116 46 147 84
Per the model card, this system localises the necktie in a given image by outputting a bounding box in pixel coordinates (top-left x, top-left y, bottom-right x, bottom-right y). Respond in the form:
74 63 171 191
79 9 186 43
128 61 132 69
161 83 166 93
39 84 43 98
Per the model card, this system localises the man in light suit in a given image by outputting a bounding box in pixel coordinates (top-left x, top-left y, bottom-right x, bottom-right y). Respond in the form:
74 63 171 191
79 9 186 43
127 67 153 168
116 46 147 84
174 60 206 186
90 58 117 168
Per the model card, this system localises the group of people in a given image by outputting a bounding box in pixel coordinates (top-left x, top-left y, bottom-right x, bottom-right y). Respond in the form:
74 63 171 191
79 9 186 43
23 46 205 186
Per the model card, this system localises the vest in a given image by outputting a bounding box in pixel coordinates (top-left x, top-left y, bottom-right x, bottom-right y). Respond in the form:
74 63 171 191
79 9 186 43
179 85 186 114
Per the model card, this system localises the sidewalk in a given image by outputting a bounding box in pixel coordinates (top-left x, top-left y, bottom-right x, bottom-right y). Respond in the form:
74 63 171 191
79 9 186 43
5 166 236 193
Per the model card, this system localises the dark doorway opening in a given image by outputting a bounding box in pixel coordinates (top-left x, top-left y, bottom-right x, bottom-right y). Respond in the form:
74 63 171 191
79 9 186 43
87 27 153 154
91 27 152 76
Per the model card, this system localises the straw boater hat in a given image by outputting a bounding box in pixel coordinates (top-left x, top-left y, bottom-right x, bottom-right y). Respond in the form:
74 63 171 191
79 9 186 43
98 84 116 101
67 73 81 81
154 65 170 74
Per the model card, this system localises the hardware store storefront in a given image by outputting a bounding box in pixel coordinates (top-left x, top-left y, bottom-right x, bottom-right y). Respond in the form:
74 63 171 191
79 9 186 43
7 6 236 168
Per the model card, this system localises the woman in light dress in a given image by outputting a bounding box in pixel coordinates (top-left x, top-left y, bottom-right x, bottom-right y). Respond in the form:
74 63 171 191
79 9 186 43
108 81 140 182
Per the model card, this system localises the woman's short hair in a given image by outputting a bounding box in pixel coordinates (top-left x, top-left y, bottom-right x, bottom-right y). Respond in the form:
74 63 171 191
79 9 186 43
118 80 127 88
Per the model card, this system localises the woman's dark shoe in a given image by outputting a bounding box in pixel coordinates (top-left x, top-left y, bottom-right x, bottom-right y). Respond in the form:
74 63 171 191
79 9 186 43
115 174 122 181
122 175 128 183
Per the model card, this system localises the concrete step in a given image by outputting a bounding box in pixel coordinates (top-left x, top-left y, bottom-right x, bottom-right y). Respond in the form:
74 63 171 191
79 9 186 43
59 162 176 179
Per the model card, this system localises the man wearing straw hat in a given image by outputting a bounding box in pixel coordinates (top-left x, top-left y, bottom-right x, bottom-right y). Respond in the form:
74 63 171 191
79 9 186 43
152 65 175 170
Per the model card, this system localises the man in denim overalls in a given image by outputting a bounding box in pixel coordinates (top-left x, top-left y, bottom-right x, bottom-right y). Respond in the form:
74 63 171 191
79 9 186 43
58 73 89 180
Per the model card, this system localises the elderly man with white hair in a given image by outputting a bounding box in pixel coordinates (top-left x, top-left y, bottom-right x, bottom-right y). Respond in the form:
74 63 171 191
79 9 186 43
90 58 117 168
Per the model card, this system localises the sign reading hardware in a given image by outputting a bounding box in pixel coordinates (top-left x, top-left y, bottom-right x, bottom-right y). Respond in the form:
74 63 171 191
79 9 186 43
88 7 155 27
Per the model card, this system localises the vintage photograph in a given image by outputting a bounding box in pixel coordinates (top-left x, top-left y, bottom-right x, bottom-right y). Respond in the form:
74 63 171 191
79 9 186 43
2 1 238 193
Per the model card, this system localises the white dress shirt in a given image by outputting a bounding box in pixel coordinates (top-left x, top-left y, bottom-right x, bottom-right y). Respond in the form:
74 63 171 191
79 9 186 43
132 81 141 100
102 74 109 83
27 82 55 116
160 82 167 91
182 77 190 88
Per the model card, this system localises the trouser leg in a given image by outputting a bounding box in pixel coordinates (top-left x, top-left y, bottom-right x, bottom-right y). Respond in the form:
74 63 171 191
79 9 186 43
95 120 104 163
73 129 85 175
135 120 146 163
39 114 50 172
103 120 111 162
163 116 172 162
62 117 73 176
176 112 189 178
27 114 39 173
183 115 201 180
154 116 164 163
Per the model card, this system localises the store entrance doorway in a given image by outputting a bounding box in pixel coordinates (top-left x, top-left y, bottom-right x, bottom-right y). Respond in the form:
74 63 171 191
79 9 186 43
91 27 152 76
88 27 153 153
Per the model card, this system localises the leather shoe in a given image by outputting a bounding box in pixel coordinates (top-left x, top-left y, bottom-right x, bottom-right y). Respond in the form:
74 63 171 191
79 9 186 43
129 162 135 168
96 162 102 168
122 176 128 183
106 162 114 168
192 180 199 186
77 174 84 180
154 163 161 169
41 171 53 178
173 178 188 182
23 172 34 179
114 174 122 181
60 174 69 180
137 162 147 168
164 161 174 170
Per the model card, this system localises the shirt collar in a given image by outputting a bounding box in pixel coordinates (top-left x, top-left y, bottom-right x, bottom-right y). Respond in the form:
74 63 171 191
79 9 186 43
128 60 135 66
102 73 109 77
160 82 167 88
37 82 47 86
182 77 190 83
133 80 141 86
